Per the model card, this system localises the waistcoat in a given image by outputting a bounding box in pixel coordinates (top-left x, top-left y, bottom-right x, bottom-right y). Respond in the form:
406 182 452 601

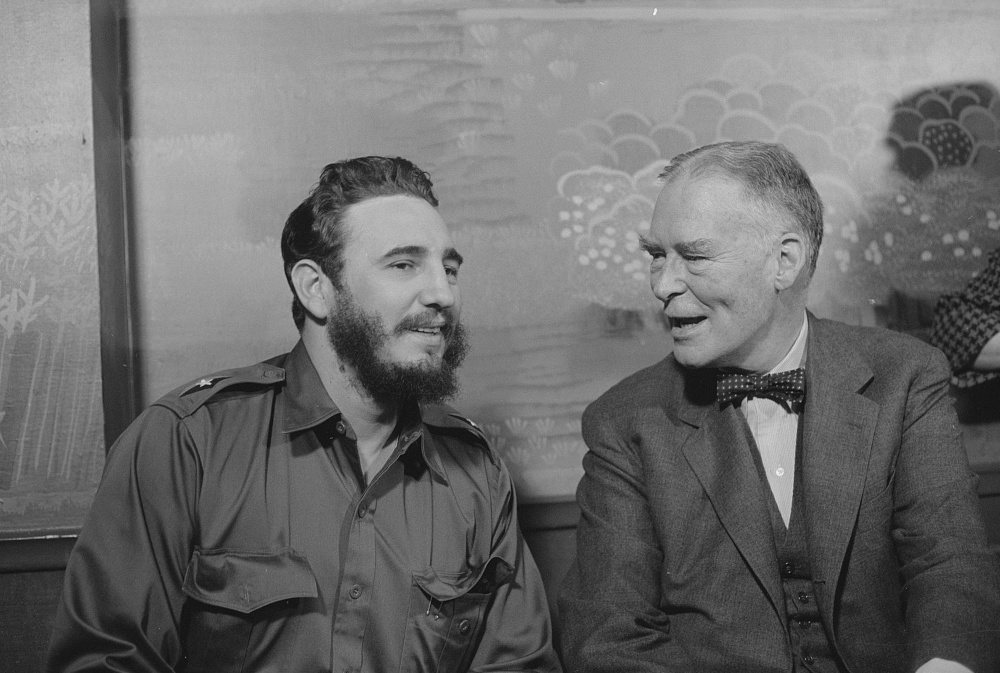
745 418 846 673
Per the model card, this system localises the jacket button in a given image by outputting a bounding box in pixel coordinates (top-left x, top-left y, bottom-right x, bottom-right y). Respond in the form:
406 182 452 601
802 654 815 664
797 591 811 603
458 619 471 635
349 585 362 600
357 504 366 518
781 562 795 576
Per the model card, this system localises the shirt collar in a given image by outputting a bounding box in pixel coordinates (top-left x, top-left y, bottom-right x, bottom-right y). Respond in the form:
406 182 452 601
281 340 342 434
396 404 449 483
280 340 449 482
769 312 808 375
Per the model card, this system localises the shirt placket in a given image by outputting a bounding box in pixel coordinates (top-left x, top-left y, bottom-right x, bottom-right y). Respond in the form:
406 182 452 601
330 488 377 673
330 428 422 673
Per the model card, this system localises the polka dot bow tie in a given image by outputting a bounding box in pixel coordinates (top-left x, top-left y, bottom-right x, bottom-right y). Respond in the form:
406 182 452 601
716 368 806 408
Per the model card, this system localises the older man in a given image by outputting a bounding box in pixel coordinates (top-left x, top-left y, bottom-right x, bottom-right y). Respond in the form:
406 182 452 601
49 156 559 673
559 141 1000 672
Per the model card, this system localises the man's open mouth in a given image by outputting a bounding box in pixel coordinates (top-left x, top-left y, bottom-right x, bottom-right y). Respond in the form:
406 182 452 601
669 316 706 329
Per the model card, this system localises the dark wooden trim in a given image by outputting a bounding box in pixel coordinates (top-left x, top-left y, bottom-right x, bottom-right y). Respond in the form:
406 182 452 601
518 498 580 532
976 462 1000 496
90 0 141 449
0 536 76 573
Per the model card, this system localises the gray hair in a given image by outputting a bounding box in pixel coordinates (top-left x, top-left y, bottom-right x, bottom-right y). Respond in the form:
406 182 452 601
660 141 824 278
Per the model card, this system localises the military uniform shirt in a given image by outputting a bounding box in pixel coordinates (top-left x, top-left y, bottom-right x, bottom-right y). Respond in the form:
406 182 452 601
48 340 560 673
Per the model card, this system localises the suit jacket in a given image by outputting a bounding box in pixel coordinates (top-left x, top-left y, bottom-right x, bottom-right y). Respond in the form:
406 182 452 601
558 314 1000 673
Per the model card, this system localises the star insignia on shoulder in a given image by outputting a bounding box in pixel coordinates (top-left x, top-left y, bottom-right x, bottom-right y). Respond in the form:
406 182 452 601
181 376 226 396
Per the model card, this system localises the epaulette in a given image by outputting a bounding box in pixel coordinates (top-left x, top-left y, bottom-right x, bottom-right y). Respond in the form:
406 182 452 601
422 403 497 464
153 363 285 418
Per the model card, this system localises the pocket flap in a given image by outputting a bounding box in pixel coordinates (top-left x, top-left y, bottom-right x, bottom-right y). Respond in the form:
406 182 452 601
182 547 318 614
413 556 514 601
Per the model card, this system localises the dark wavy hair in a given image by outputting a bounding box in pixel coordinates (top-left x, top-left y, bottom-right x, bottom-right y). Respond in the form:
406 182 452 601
280 156 439 330
660 141 824 279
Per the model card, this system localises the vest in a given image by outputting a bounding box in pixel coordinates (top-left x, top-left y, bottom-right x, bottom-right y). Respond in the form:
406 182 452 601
745 418 847 673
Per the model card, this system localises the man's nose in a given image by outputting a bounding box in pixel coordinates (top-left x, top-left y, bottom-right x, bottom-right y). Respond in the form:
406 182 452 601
420 267 457 309
651 257 686 303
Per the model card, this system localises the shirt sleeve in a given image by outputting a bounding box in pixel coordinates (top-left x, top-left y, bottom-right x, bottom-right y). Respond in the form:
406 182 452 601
468 458 562 673
930 247 1000 387
46 406 200 673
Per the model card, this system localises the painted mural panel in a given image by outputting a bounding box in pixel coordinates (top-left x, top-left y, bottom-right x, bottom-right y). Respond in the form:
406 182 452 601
0 0 105 536
128 1 1000 501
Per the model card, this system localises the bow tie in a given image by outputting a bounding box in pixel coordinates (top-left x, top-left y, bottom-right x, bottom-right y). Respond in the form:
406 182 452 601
716 368 806 408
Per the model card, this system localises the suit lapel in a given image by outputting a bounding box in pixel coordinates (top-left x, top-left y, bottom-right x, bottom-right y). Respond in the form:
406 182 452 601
676 385 784 619
800 315 879 627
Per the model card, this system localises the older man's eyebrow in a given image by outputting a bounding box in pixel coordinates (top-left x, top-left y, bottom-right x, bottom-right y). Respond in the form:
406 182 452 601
444 247 464 267
676 239 715 257
638 235 663 255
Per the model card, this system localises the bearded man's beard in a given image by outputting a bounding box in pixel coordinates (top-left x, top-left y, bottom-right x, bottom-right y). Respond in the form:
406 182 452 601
326 291 468 405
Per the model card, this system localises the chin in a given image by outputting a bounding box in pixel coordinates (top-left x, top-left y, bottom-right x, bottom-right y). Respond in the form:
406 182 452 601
672 348 716 371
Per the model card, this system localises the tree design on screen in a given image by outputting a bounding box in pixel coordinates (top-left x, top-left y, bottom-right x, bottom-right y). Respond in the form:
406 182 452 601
0 177 104 532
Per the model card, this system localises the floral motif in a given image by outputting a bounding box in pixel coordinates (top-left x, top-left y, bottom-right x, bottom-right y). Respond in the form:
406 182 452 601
548 162 664 310
886 83 1000 182
549 63 1000 304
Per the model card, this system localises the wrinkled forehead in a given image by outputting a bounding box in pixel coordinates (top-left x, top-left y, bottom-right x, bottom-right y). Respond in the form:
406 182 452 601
653 173 757 228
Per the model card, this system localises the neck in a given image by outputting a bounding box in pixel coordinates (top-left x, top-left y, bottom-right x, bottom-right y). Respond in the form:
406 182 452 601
743 304 807 374
300 324 399 440
302 324 402 483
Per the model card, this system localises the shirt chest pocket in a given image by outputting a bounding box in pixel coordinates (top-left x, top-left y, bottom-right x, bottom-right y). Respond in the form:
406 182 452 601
180 548 319 673
402 556 513 673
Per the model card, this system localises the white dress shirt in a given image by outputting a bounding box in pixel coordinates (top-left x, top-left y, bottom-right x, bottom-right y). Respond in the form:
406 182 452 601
740 314 807 527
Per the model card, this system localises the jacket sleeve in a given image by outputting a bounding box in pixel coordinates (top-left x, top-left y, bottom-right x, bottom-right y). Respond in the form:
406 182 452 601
468 458 562 673
557 403 694 672
892 347 1000 672
46 406 200 673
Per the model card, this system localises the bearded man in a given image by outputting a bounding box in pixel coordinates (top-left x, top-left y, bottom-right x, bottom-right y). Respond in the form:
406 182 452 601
48 156 560 673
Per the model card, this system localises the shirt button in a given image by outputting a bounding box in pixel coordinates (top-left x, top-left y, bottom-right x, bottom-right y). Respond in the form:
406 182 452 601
458 619 471 635
349 585 362 600
335 421 346 435
781 562 795 577
798 591 811 603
